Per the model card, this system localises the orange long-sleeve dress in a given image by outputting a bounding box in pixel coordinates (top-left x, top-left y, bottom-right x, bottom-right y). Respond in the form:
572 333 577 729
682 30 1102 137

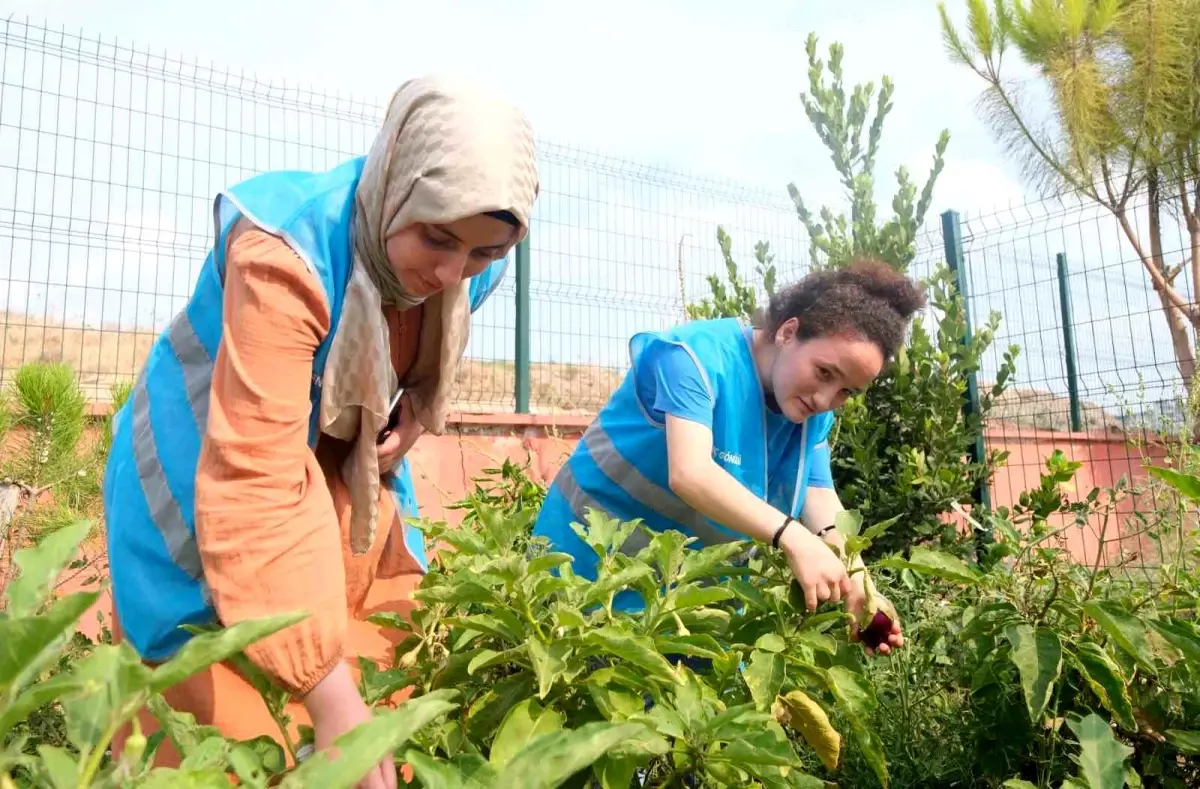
113 220 425 766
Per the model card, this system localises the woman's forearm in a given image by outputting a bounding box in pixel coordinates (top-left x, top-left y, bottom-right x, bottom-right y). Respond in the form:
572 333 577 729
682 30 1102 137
664 415 822 554
669 455 790 543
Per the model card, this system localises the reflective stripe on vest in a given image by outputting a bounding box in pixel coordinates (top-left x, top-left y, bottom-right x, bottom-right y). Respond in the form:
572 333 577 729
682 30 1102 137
131 310 213 582
556 420 742 555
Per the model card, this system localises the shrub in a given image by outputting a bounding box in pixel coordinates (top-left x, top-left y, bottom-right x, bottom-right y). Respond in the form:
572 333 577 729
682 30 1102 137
867 455 1200 788
369 499 906 787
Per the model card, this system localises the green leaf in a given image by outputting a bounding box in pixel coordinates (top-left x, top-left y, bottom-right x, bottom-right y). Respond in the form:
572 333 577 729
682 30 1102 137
755 633 787 653
1145 465 1200 499
743 649 785 711
490 697 565 768
151 612 309 692
0 673 86 740
583 627 677 685
279 690 459 788
1002 780 1039 789
416 580 497 606
146 694 224 757
491 722 646 789
36 745 79 789
800 610 849 632
862 514 901 542
402 750 470 789
467 645 527 676
1066 713 1133 789
671 585 734 610
229 739 277 786
594 753 641 789
1165 730 1200 755
1083 601 1156 671
5 520 93 617
1148 619 1200 665
527 639 571 700
405 750 500 788
826 666 887 787
705 704 771 742
62 643 153 754
721 721 800 767
653 634 725 660
1004 624 1062 724
527 552 576 575
0 591 98 698
466 675 537 743
552 602 588 630
587 682 647 722
876 547 981 585
1072 642 1135 731
449 613 523 642
728 579 772 612
234 735 287 776
834 510 863 538
795 630 837 654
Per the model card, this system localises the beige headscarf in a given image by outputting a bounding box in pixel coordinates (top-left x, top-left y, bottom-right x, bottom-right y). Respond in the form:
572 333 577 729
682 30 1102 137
318 75 539 556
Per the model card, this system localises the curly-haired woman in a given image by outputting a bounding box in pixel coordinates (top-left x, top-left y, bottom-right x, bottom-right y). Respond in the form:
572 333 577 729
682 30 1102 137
533 259 923 654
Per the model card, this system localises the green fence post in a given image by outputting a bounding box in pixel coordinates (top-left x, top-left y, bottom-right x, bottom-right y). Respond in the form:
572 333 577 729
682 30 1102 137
1056 252 1083 433
514 235 531 414
941 209 991 511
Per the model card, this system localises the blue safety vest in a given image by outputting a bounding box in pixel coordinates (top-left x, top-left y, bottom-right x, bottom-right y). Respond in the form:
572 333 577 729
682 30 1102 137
103 156 508 662
532 318 834 598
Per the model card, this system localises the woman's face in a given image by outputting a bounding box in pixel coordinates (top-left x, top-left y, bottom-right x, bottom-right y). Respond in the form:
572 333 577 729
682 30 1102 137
386 213 518 298
767 318 885 423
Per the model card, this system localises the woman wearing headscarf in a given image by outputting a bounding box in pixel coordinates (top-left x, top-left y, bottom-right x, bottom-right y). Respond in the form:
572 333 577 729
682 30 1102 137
103 75 539 784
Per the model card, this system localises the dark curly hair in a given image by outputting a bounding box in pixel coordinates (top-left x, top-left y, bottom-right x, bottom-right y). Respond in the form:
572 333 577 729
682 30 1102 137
759 258 927 360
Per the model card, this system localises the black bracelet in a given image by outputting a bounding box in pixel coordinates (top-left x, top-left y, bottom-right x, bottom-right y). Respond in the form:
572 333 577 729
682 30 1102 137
816 524 837 538
772 516 794 549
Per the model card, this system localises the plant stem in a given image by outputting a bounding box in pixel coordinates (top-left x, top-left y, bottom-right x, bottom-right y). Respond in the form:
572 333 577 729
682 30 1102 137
78 717 123 786
1084 507 1113 603
272 709 299 765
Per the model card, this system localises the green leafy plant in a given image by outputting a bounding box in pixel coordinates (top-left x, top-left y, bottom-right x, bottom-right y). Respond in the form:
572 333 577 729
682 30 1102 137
0 520 472 789
1 363 107 598
683 227 777 322
875 454 1200 787
364 486 908 788
834 270 1020 558
789 33 947 276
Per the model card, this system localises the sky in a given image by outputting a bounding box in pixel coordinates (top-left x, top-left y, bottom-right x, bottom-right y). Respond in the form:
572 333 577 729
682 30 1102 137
0 0 1188 419
2 0 1029 212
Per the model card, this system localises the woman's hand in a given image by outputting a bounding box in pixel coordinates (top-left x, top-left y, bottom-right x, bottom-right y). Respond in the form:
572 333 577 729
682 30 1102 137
377 392 423 472
778 526 853 611
303 664 397 789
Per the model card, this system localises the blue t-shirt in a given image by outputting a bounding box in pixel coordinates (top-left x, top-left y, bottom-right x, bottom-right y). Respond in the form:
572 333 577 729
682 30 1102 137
633 337 835 494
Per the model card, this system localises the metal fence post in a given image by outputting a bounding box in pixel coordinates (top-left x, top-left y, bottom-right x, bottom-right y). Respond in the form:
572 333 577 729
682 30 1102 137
1056 252 1083 433
514 236 531 414
941 209 992 511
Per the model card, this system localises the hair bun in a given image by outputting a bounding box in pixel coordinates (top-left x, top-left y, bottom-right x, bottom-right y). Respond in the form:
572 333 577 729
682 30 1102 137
840 258 927 318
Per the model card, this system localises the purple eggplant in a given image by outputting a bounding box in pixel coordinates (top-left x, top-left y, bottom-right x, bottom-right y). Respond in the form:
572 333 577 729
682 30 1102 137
858 609 894 650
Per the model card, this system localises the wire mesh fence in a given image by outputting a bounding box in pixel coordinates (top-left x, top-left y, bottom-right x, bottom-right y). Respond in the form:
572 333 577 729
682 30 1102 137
0 17 1195 568
0 17 807 414
909 177 1199 575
